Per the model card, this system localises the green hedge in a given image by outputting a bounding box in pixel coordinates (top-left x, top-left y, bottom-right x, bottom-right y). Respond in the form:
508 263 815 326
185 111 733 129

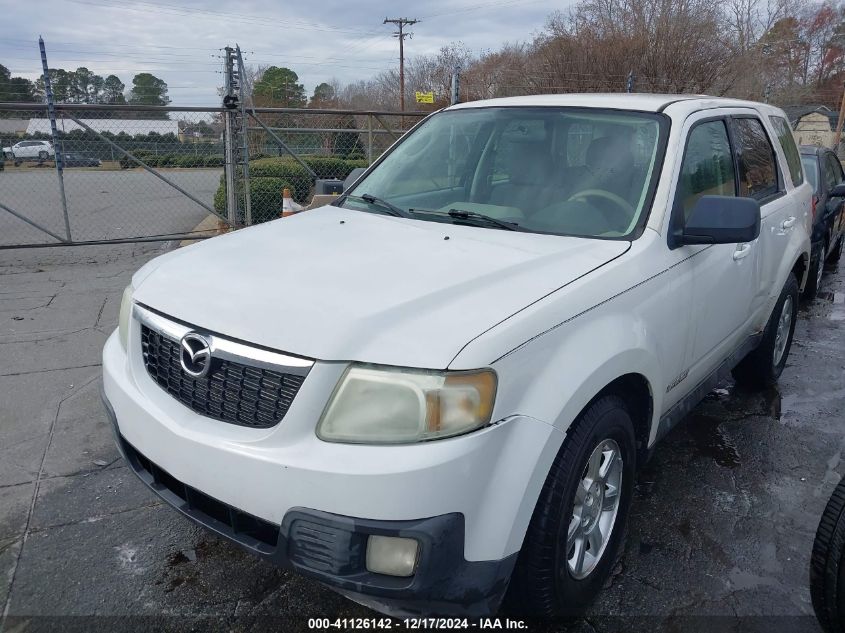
213 175 295 225
119 153 224 169
212 156 368 222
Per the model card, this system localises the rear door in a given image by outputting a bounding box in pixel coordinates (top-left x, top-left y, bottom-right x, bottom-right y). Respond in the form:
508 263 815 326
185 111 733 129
729 114 792 328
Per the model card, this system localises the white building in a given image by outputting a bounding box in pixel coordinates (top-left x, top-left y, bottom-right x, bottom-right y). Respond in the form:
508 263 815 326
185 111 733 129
25 118 179 136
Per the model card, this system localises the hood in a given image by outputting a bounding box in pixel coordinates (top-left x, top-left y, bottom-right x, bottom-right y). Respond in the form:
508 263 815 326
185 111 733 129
134 206 629 368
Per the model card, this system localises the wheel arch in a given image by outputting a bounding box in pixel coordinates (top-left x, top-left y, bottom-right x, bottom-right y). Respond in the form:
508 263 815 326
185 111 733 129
497 369 655 562
589 373 653 465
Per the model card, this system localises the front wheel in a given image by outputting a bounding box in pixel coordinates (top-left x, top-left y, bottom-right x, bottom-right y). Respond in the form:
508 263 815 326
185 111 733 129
38 151 48 160
505 395 636 617
732 273 798 390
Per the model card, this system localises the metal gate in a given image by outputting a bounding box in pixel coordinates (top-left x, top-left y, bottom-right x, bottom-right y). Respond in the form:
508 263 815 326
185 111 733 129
0 102 424 249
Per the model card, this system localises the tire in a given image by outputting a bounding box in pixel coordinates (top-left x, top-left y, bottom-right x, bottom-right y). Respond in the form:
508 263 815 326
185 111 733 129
38 151 48 160
805 244 826 300
810 478 845 633
732 272 799 390
505 395 636 618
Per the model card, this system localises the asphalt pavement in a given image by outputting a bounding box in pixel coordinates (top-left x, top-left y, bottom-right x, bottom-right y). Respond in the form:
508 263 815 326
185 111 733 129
0 168 221 247
0 238 843 633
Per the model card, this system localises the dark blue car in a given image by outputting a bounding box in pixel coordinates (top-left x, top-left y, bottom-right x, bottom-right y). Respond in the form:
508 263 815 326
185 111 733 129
799 145 845 298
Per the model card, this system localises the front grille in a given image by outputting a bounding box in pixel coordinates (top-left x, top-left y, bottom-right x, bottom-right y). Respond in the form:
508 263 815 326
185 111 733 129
141 324 305 428
120 436 279 550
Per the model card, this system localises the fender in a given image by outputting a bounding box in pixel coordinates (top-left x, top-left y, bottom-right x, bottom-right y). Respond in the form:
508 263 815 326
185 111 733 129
462 314 665 557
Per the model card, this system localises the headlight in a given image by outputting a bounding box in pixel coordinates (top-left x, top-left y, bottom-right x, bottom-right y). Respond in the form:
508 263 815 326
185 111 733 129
317 364 497 444
118 285 134 351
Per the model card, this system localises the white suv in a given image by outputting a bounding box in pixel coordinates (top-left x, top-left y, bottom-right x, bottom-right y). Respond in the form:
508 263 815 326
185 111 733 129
102 94 811 618
3 140 55 164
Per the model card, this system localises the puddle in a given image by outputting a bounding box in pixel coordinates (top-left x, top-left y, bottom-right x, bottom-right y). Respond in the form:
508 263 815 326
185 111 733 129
686 414 741 469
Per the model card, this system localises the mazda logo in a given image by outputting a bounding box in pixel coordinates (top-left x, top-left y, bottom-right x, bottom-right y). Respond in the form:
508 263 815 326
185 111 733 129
180 332 212 378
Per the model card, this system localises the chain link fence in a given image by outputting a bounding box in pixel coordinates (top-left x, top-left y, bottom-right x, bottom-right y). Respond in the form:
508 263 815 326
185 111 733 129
0 103 426 248
235 109 423 224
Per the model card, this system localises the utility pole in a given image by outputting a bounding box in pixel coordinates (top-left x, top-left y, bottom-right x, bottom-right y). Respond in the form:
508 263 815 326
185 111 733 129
833 81 845 153
383 17 419 112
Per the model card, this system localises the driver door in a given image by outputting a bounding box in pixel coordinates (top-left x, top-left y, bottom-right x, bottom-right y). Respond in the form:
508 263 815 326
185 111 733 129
672 114 759 386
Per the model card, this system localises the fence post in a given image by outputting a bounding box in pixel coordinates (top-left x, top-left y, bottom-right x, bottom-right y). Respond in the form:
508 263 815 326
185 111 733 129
39 37 72 242
367 114 373 164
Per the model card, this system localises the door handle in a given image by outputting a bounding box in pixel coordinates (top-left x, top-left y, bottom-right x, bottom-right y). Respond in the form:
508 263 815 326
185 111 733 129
782 216 796 230
733 243 752 260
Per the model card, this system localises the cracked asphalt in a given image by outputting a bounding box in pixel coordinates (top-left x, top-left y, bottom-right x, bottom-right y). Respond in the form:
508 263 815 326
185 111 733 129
0 241 843 633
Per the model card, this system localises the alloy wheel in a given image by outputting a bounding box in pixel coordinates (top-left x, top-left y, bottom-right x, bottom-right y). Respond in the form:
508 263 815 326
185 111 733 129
773 295 793 367
566 438 623 580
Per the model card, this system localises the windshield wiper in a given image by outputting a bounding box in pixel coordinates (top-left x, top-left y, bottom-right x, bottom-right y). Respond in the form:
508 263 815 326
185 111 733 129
347 194 413 218
446 209 520 231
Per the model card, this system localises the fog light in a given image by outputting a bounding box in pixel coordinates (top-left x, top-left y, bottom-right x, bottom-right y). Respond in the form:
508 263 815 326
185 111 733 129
365 535 419 577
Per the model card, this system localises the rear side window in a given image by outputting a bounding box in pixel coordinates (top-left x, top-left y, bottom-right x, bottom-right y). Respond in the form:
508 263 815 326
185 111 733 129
769 116 803 186
677 120 736 219
732 118 780 200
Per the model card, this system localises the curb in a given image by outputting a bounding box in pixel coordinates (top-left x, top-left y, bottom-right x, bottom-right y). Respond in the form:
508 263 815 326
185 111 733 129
179 213 229 248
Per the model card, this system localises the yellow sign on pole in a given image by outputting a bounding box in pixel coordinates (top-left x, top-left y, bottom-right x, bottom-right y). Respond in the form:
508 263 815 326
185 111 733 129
415 91 434 104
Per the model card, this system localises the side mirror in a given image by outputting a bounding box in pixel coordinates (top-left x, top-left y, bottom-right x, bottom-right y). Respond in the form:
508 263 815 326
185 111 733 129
343 167 367 192
830 183 845 198
680 195 761 246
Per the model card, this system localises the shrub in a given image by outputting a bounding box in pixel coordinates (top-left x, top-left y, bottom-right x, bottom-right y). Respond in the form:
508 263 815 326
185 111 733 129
120 152 225 169
213 175 294 225
176 155 202 168
248 158 312 202
248 156 370 201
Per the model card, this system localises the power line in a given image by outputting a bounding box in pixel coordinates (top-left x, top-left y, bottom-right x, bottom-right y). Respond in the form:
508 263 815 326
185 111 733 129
383 17 419 112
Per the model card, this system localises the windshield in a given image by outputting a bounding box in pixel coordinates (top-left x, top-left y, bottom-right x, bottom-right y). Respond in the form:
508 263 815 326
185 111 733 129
343 107 668 238
801 155 819 191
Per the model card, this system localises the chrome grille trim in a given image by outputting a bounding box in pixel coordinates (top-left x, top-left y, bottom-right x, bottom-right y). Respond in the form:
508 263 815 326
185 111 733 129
133 303 314 376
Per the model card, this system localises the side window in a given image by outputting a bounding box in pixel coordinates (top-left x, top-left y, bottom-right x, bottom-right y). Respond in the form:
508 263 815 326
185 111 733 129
677 120 736 219
769 115 803 186
732 118 780 200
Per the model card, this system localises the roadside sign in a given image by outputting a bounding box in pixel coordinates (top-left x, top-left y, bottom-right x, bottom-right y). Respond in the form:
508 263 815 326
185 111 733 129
415 91 434 104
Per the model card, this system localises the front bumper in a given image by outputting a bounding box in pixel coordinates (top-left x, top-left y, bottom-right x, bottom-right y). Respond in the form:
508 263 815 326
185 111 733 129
102 328 560 616
103 388 516 616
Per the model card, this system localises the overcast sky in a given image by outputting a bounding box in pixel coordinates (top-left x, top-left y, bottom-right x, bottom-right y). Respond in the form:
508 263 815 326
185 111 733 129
1 0 571 106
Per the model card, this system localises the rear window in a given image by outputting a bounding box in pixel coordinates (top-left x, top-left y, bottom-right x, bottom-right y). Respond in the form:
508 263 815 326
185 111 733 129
732 118 780 200
769 116 803 186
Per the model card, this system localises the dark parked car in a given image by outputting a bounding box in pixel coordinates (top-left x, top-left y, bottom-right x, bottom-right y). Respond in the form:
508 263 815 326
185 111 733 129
799 145 845 298
62 152 101 167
